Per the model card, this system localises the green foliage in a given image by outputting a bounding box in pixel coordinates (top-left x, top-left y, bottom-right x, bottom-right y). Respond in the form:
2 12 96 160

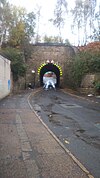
64 50 100 88
8 9 36 47
65 39 71 45
9 21 26 47
0 47 26 81
24 12 36 39
72 59 88 87
43 35 64 43
21 37 33 62
93 81 100 94
0 2 35 88
94 81 100 90
0 2 36 47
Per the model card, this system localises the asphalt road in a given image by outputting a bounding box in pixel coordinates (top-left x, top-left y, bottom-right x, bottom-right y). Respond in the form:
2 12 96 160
30 89 100 178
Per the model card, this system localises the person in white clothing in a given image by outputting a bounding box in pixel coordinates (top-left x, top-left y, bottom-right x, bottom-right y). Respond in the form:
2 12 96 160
44 79 56 90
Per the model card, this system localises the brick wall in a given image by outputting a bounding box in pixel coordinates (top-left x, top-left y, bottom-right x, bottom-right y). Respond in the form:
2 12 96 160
0 55 11 99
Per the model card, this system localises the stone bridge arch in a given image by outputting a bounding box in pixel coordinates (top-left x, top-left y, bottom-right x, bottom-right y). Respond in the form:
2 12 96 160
26 43 77 87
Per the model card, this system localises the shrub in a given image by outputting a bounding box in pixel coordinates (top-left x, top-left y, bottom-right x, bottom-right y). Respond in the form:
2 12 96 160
64 50 100 89
0 47 26 81
93 81 100 94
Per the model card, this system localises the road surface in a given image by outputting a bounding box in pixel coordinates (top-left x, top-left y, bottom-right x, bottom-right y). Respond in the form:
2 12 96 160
30 89 100 178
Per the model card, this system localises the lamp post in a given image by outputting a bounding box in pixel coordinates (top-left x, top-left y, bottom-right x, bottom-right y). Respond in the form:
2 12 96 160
32 70 35 88
51 60 54 63
46 60 50 63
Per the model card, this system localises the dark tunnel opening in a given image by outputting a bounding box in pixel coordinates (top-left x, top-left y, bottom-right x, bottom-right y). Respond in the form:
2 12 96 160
39 63 60 87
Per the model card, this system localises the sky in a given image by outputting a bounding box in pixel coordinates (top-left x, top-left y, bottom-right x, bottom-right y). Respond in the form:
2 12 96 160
8 0 76 44
9 0 99 45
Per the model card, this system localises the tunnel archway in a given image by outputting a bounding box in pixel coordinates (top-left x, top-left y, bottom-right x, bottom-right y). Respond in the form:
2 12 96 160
38 63 62 87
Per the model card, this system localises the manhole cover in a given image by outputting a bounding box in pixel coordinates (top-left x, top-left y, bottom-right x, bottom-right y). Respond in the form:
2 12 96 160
95 123 100 129
60 103 82 109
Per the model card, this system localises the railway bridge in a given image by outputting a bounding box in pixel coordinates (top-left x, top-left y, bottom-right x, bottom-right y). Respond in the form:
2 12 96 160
26 43 78 88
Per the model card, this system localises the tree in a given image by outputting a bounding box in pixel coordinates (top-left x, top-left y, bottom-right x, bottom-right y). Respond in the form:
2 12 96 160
83 0 90 44
90 4 100 41
0 3 36 81
65 38 71 45
83 0 97 43
50 0 68 40
35 5 41 43
8 21 26 47
43 35 64 43
0 0 11 47
0 47 26 81
24 11 36 40
71 0 84 45
0 2 36 47
6 7 36 47
71 0 97 45
89 0 97 37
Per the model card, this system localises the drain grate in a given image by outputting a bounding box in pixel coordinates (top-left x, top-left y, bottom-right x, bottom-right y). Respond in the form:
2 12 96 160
60 103 82 109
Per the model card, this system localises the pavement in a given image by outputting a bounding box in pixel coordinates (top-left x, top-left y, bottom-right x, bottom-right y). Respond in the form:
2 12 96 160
0 89 95 178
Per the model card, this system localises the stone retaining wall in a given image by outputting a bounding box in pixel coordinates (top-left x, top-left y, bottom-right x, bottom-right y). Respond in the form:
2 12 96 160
80 73 100 94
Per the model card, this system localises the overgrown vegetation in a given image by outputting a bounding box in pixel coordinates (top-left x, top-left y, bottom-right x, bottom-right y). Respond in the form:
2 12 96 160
0 47 26 81
64 43 100 89
93 81 100 94
0 0 35 83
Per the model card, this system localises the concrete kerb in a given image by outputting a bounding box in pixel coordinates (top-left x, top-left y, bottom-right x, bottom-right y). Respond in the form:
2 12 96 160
27 89 94 178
